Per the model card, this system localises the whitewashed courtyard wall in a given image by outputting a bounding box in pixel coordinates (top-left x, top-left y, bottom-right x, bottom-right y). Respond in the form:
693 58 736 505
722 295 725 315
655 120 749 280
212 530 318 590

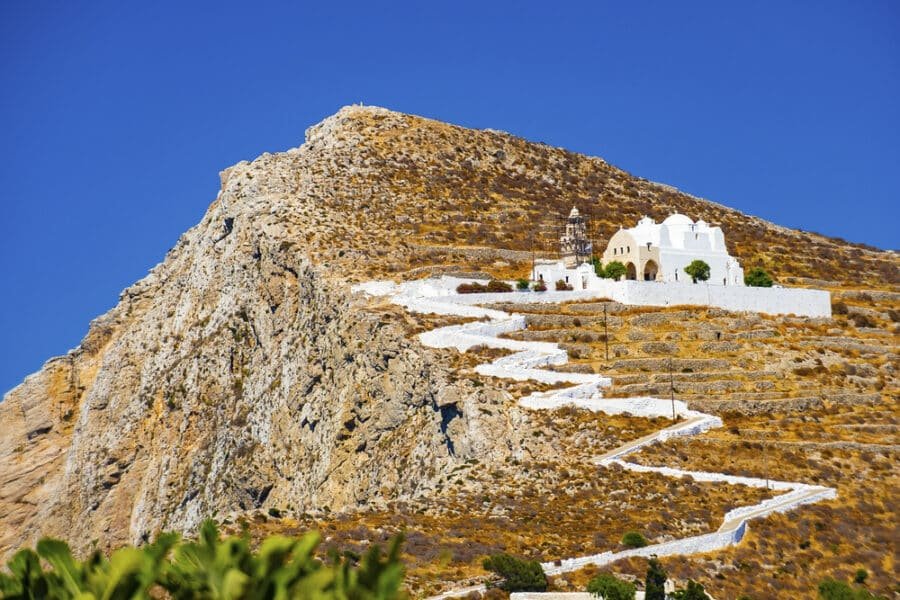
527 269 830 317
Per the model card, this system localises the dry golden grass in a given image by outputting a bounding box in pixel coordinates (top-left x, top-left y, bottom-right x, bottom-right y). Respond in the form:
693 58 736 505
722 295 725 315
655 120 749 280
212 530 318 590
233 456 775 597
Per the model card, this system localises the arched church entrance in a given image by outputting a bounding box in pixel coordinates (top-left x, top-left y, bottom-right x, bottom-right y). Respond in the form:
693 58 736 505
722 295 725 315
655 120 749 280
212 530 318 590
643 260 658 281
625 262 637 280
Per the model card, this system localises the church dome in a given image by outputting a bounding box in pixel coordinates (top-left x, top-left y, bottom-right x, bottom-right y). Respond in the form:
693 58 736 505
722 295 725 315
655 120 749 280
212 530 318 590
662 213 694 226
568 206 580 218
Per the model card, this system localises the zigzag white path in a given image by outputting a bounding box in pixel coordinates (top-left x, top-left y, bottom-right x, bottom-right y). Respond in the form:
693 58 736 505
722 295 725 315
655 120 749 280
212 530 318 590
353 278 836 595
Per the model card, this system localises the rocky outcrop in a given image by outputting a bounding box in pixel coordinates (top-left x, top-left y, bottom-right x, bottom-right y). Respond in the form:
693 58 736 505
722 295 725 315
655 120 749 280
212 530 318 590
0 133 521 557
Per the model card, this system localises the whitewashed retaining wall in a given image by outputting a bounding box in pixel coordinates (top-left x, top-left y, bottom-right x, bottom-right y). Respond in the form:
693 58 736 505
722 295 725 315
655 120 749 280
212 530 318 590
611 280 832 318
413 274 832 318
542 524 748 576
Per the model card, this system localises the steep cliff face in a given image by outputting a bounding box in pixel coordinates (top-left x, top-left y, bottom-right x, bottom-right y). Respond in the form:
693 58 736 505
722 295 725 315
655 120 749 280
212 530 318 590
0 137 520 556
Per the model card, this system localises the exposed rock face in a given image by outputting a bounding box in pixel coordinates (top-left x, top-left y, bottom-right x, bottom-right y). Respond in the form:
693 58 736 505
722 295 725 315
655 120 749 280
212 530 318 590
0 130 519 556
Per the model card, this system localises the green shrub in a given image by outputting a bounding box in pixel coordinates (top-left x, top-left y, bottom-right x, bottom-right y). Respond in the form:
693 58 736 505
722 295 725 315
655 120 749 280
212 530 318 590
744 267 773 287
516 278 531 290
620 531 648 548
586 572 635 599
853 568 868 584
482 553 547 592
672 580 710 599
817 577 883 599
533 281 547 292
684 260 710 283
603 261 626 280
555 279 573 291
0 519 405 600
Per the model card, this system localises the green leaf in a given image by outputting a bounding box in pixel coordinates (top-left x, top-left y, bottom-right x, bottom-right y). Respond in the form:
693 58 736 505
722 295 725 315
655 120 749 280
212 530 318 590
37 538 85 596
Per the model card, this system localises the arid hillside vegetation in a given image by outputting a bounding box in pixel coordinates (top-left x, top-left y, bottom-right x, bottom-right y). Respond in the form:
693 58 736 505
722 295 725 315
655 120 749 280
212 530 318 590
283 105 896 287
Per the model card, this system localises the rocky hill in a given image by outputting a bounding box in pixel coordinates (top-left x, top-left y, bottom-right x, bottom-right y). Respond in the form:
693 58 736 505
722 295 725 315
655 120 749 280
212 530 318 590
1 106 897 595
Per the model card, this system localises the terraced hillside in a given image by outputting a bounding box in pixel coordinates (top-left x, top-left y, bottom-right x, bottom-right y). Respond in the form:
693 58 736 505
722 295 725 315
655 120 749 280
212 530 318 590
496 285 895 413
484 288 897 597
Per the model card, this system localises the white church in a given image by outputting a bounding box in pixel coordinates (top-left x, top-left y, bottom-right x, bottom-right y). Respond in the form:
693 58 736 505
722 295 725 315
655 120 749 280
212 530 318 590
531 208 831 317
535 209 745 289
603 214 744 285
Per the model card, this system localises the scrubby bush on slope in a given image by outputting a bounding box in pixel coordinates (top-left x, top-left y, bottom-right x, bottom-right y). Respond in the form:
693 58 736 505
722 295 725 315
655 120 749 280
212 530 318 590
744 267 773 287
586 572 635 600
482 553 546 592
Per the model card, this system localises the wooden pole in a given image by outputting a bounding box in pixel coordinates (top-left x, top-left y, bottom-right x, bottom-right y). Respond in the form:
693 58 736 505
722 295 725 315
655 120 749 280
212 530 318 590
531 234 535 281
669 357 676 421
604 303 609 361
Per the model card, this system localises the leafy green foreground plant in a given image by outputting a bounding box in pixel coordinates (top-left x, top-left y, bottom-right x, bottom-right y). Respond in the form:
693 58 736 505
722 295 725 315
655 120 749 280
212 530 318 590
0 520 405 600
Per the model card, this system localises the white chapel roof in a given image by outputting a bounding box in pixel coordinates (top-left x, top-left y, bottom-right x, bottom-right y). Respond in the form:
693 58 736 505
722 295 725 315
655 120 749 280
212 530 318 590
662 213 694 226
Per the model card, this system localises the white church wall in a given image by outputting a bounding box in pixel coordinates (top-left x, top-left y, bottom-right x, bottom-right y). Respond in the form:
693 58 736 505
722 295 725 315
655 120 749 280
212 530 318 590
524 266 831 317
613 280 832 317
657 247 741 285
375 273 831 318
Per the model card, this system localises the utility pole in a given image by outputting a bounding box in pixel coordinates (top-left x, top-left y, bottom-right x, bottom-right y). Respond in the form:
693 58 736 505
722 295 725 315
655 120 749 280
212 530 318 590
530 233 536 281
603 303 609 361
669 357 676 421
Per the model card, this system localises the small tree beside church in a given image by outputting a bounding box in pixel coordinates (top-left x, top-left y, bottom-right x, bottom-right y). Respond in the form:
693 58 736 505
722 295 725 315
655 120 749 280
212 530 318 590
602 261 627 280
684 260 710 283
744 267 774 287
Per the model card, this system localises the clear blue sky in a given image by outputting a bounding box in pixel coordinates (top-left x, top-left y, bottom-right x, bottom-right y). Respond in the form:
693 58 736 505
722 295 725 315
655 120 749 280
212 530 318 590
1 1 898 394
